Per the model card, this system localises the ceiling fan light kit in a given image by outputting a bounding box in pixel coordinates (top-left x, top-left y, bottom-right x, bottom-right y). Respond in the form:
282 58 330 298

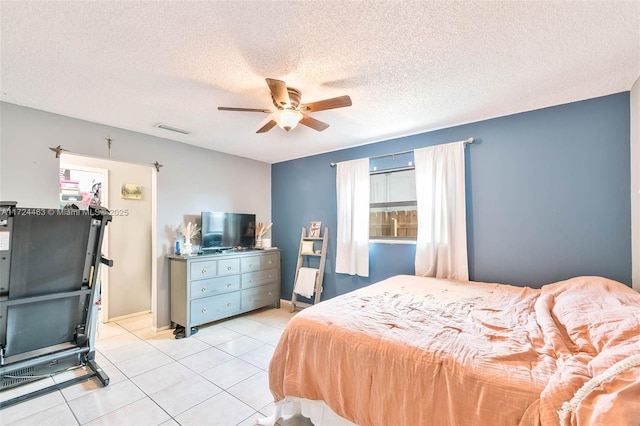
276 109 303 131
218 78 352 134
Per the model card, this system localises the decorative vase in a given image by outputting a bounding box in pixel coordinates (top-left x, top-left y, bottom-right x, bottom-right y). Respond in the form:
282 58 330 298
183 240 193 256
255 236 262 249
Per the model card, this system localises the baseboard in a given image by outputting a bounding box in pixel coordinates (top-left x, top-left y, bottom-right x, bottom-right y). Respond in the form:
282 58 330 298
294 301 313 310
280 299 292 310
107 310 151 323
280 299 312 311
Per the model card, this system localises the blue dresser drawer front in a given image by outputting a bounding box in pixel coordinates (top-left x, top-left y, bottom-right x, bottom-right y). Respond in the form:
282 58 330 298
190 275 240 299
242 269 279 289
240 255 262 272
218 258 240 276
242 283 280 311
261 253 279 269
190 259 217 280
190 293 241 325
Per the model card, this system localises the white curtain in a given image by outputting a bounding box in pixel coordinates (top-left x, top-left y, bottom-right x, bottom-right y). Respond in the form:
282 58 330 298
335 158 370 277
414 142 468 280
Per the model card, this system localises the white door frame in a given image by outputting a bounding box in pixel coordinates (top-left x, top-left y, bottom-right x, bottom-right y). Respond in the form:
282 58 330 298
150 169 158 329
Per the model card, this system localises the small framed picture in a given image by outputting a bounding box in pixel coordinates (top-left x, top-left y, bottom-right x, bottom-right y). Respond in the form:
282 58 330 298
308 221 321 238
121 183 142 200
301 241 314 253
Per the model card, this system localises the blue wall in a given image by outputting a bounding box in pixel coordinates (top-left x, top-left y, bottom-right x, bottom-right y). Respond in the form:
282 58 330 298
272 93 631 301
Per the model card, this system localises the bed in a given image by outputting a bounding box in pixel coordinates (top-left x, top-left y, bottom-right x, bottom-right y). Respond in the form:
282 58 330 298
263 275 640 426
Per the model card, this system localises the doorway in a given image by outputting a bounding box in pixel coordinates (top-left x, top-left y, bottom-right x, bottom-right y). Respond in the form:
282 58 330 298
60 153 157 323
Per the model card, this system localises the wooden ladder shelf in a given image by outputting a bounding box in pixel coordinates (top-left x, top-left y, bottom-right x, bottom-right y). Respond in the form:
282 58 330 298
290 226 328 312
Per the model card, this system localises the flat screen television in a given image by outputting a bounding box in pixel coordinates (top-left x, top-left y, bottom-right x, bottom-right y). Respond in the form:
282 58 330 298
201 212 256 250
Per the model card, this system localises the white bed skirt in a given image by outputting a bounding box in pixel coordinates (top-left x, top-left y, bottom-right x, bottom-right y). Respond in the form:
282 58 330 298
257 396 357 426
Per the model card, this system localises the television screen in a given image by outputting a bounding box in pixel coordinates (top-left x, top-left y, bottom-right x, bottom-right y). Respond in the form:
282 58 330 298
201 212 256 250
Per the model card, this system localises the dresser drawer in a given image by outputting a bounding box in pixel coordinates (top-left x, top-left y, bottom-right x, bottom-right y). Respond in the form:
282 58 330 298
240 255 262 272
190 275 240 299
190 259 217 280
190 292 241 325
261 253 279 269
242 283 280 311
218 258 240 276
242 268 279 289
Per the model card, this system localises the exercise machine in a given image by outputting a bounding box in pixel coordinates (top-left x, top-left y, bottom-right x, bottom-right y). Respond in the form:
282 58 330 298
0 201 112 407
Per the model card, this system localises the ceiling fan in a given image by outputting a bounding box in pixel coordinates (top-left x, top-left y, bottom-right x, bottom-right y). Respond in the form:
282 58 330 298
218 78 352 133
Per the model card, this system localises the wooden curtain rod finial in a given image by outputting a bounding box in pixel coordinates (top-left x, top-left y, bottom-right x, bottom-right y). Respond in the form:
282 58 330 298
152 161 163 172
49 145 68 158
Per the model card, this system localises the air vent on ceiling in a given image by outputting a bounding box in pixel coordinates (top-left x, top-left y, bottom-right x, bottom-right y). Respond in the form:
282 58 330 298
154 123 191 135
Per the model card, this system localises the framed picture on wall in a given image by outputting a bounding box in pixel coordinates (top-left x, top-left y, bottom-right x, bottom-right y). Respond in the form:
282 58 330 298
308 221 321 238
121 183 142 200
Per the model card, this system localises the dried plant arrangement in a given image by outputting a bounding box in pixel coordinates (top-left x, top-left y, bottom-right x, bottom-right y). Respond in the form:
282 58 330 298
180 221 200 242
256 222 272 239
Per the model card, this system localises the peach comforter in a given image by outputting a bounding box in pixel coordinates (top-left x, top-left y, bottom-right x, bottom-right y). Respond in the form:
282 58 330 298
269 275 640 425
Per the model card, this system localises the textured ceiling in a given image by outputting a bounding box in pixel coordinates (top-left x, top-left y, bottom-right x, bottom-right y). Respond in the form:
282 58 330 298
1 1 639 164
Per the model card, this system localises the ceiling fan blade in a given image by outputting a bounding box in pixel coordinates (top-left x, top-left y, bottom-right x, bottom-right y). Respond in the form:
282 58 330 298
256 119 278 133
265 78 291 108
218 107 271 113
300 95 352 112
299 114 330 132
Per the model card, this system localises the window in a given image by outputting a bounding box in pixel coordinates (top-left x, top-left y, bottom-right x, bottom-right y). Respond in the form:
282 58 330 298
369 152 417 240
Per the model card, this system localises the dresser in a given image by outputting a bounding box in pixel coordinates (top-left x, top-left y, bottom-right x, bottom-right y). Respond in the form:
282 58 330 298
169 250 280 337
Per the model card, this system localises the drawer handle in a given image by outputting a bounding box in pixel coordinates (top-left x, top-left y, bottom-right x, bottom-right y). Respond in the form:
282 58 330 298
202 307 207 313
268 274 272 279
201 287 206 292
201 268 207 274
227 283 232 287
268 291 273 296
268 260 272 265
227 302 231 307
249 279 253 283
227 266 232 271
249 264 254 268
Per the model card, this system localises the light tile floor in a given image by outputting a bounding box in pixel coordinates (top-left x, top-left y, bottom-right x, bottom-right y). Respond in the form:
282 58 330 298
0 307 314 426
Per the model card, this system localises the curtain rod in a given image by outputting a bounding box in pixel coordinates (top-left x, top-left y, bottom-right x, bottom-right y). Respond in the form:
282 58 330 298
329 137 474 167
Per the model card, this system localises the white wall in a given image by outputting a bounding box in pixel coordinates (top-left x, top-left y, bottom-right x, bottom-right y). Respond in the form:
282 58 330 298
631 75 640 291
0 102 272 328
